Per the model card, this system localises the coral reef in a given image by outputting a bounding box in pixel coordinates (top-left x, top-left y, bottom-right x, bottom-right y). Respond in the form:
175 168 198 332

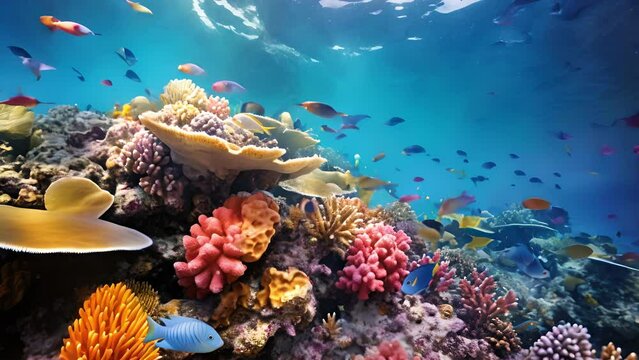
353 340 415 360
527 323 596 359
305 195 365 257
60 282 160 360
160 78 208 109
411 250 457 293
459 269 518 330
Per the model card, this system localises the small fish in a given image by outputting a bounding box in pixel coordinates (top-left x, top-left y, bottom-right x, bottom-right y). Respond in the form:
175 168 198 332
422 219 444 238
555 184 562 190
553 172 561 177
336 133 346 140
115 47 137 66
0 94 53 107
401 262 438 295
514 170 526 176
413 176 424 182
232 113 276 135
8 46 31 58
600 145 614 156
402 145 425 155
101 79 113 87
513 320 540 333
19 57 56 80
456 150 467 157
298 101 345 118
432 158 441 163
464 236 494 251
529 177 543 184
340 123 359 130
341 114 370 126
607 214 617 220
509 153 520 159
500 245 549 279
320 125 338 133
145 88 153 98
126 0 153 14
563 275 586 292
72 67 85 81
616 231 622 238
471 176 488 186
482 161 496 169
212 80 245 93
562 244 593 259
399 194 420 203
556 131 572 140
240 102 264 116
145 316 223 353
522 197 551 210
178 63 206 76
463 159 469 163
125 69 141 82
438 191 475 218
385 117 405 126
40 16 99 36
373 153 386 162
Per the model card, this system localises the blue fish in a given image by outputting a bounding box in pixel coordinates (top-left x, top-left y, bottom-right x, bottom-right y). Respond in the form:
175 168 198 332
401 262 438 295
402 145 425 155
125 69 141 82
482 161 497 169
385 117 405 126
145 316 223 353
342 114 370 126
8 46 31 58
116 47 137 66
72 67 85 82
500 245 549 279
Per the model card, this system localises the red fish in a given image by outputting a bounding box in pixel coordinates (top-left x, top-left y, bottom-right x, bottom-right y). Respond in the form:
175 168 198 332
0 94 52 107
40 16 98 36
438 191 476 218
619 252 639 263
399 194 420 203
101 79 113 87
212 80 245 93
618 112 639 128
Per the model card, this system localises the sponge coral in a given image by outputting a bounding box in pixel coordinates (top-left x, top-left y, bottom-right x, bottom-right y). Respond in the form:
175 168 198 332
336 222 411 300
174 192 280 298
528 323 595 360
60 282 160 360
256 267 312 309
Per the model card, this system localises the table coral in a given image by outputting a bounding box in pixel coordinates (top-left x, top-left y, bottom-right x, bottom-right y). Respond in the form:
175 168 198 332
528 323 596 360
256 267 312 309
60 282 160 360
336 222 411 300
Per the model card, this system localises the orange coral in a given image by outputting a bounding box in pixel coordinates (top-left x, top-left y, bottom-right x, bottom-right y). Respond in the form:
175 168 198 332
60 283 160 360
256 267 312 309
211 282 251 327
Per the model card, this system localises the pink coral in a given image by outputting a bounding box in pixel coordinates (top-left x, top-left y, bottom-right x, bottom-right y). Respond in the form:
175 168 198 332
354 340 418 360
410 250 457 293
207 95 230 119
336 223 411 301
459 269 518 328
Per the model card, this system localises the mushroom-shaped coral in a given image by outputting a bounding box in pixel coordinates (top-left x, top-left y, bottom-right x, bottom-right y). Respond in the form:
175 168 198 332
256 267 312 309
0 104 35 139
60 282 160 360
0 177 152 253
528 323 595 360
305 196 366 257
160 79 208 110
174 192 280 298
336 222 411 300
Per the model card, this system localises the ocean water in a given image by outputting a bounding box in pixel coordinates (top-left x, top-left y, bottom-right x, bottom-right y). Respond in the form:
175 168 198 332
1 0 639 358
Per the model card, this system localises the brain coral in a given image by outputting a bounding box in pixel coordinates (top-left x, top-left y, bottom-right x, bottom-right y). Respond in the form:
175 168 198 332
174 192 280 297
60 282 160 360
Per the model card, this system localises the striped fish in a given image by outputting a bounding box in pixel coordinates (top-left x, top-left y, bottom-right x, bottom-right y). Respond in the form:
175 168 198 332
145 315 223 353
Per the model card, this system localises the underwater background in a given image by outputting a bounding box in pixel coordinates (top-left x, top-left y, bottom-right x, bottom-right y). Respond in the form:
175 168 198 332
1 0 638 359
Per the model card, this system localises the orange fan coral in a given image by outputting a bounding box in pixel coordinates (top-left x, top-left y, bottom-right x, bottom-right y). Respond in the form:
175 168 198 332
60 283 160 360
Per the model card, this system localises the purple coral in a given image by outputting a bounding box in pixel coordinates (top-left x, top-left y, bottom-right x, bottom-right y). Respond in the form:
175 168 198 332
184 112 277 148
119 129 186 210
459 269 518 329
528 323 595 360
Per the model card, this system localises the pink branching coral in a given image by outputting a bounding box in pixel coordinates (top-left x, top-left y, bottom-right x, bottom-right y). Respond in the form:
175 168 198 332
459 269 518 328
207 95 231 119
336 223 411 301
354 340 417 360
410 249 457 292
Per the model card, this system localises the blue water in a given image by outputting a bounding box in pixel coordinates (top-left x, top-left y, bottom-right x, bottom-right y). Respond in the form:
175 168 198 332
2 0 638 249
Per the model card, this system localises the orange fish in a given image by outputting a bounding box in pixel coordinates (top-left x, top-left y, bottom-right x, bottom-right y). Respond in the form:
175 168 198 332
438 192 475 218
0 94 52 108
40 15 99 36
522 197 551 210
298 101 346 118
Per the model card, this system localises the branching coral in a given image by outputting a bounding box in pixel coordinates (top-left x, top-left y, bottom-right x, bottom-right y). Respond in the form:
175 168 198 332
256 267 312 309
123 280 160 316
305 196 365 257
0 260 30 310
528 323 595 360
160 78 208 109
336 222 411 300
174 192 279 298
459 269 518 329
322 312 342 339
485 317 521 356
601 342 637 360
60 283 160 360
410 250 457 292
207 95 231 119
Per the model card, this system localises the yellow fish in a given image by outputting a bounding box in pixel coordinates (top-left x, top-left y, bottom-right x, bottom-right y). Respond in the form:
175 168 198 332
443 213 491 232
417 223 441 250
231 113 276 135
126 0 153 14
561 244 593 259
464 236 493 250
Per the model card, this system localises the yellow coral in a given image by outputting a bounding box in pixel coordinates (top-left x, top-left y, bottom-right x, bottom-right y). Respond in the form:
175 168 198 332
60 283 160 360
169 100 200 126
256 267 312 309
123 280 160 316
236 192 280 262
160 79 208 110
0 104 35 139
601 342 638 360
322 312 342 338
211 282 251 327
305 196 365 257
438 303 454 319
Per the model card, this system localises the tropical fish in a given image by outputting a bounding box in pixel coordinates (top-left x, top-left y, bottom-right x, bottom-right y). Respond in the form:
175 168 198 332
399 194 420 203
432 158 441 163
340 123 359 130
413 176 424 182
40 16 99 36
600 145 614 156
373 153 385 162
0 94 52 107
178 63 206 76
438 191 475 218
553 172 562 177
509 153 520 159
116 47 137 66
125 69 141 82
456 150 467 157
402 145 425 155
240 102 265 116
72 67 85 81
341 114 370 126
101 79 113 87
500 245 549 279
463 159 469 163
482 161 496 169
554 184 562 190
401 262 438 295
231 113 276 135
529 177 543 184
18 57 55 80
298 101 345 118
444 214 486 230
145 88 154 98
514 170 526 176
513 320 541 333
385 117 405 126
471 176 488 186
464 236 493 250
320 125 338 133
563 275 586 291
7 46 31 58
145 316 223 353
336 133 346 140
561 244 593 259
522 197 551 210
126 0 153 14
212 80 245 93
